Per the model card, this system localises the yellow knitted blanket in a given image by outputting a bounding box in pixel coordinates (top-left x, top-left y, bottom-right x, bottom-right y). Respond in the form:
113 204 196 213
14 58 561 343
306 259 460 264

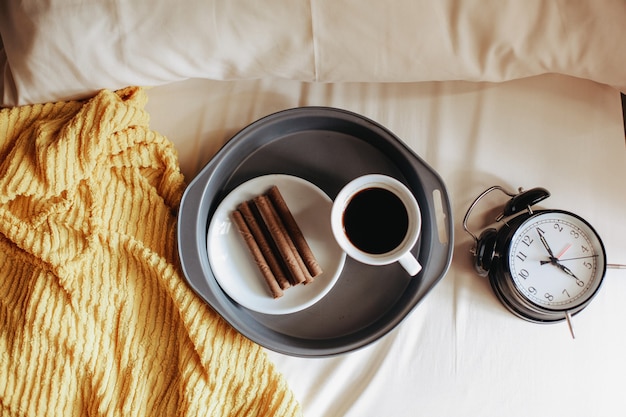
0 88 301 416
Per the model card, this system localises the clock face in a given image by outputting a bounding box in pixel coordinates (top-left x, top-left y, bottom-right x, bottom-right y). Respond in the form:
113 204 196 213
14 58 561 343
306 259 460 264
507 211 606 311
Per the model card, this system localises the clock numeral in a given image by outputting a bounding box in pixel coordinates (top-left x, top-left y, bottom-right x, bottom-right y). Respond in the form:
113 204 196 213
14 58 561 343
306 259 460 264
562 289 570 298
583 261 593 270
516 251 528 262
570 230 580 239
581 245 590 253
553 223 564 233
521 235 534 247
518 269 530 279
544 293 554 302
528 286 537 294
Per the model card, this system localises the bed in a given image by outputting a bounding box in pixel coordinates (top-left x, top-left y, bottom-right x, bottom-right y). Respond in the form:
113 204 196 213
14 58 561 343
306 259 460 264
2 2 626 416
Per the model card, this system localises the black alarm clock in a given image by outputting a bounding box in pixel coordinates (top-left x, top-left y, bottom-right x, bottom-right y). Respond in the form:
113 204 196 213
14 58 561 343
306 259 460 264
463 186 607 337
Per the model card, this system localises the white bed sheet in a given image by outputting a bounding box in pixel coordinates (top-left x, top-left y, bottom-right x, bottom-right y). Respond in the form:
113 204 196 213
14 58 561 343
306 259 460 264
145 74 626 417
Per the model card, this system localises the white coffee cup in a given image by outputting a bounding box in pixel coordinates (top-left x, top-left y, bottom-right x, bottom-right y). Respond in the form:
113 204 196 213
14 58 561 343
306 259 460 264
330 174 422 276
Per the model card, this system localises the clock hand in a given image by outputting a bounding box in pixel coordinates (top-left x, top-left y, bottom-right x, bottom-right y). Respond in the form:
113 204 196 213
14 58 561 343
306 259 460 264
540 254 599 265
555 243 572 260
553 262 585 286
555 262 576 277
536 228 557 262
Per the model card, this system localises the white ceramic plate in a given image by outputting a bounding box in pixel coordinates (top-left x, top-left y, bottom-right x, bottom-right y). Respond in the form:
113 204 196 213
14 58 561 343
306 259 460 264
207 174 346 314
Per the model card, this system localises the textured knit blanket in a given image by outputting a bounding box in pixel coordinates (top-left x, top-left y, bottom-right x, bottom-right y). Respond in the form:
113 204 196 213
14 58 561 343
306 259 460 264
0 88 301 416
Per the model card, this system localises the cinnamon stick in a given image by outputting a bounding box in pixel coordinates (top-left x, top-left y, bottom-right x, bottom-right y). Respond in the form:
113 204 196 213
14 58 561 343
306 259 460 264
267 185 323 279
253 194 309 285
238 201 291 290
230 210 284 298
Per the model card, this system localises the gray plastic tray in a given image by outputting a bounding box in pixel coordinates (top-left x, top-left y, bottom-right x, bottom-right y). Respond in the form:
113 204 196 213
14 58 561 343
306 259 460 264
178 107 453 357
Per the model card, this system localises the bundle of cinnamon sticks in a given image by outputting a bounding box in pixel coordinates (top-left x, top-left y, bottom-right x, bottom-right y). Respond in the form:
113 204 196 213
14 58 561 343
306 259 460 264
230 185 323 298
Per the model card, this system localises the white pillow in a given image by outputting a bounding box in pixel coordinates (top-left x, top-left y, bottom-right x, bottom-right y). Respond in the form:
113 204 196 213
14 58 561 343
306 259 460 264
312 0 626 88
1 0 625 106
0 0 315 106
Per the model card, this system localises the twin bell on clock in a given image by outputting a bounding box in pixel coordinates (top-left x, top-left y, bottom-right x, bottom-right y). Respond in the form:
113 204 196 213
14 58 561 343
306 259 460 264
463 186 607 337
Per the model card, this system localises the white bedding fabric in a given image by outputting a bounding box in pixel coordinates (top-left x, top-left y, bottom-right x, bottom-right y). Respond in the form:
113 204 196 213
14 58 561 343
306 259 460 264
3 2 624 414
145 74 626 417
2 0 626 106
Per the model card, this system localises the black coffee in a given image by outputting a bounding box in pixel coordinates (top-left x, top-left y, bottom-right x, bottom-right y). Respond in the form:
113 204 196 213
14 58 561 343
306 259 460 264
342 187 409 254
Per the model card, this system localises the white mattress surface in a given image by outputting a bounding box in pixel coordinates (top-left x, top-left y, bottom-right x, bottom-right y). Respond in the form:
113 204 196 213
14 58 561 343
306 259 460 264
146 74 626 417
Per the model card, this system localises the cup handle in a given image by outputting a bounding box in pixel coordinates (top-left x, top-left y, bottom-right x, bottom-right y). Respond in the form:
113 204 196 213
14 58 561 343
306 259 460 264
399 252 421 276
